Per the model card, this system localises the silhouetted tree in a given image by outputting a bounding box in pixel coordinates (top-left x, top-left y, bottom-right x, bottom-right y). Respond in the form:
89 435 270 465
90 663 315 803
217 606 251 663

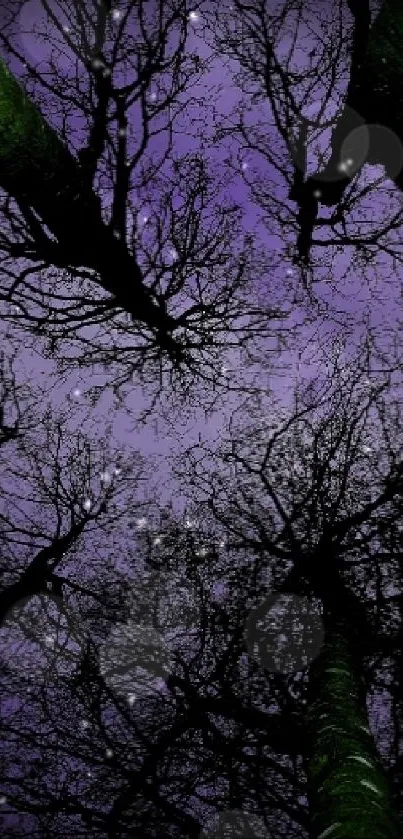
204 0 403 282
0 0 286 393
176 352 403 837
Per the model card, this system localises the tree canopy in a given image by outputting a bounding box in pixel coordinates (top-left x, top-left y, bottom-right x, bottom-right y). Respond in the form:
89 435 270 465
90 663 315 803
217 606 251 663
1 2 403 838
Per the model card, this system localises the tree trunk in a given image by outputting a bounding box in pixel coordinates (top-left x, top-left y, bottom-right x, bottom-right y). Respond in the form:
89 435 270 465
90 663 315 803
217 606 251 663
292 0 403 260
0 58 179 349
305 611 401 839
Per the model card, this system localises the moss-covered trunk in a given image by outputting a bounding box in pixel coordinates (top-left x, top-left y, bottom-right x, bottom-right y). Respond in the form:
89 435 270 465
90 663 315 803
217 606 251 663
0 57 102 254
0 57 178 346
305 612 401 839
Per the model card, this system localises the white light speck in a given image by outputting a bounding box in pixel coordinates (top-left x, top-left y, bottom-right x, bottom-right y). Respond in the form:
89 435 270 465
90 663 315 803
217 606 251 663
114 467 122 476
189 10 200 22
44 635 55 648
0 796 6 805
72 387 81 398
313 189 322 198
106 748 114 757
142 215 149 224
112 8 122 20
337 157 354 173
63 24 70 33
128 693 136 706
153 537 162 546
118 127 127 137
286 268 294 276
83 499 92 512
241 161 248 171
150 91 157 101
100 470 111 484
136 517 148 529
81 720 90 729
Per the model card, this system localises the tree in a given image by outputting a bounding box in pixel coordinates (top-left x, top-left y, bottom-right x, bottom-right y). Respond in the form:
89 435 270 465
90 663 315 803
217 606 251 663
295 0 403 263
0 478 310 836
176 353 403 837
0 0 287 393
0 353 150 630
203 0 403 304
1 3 403 837
2 347 403 837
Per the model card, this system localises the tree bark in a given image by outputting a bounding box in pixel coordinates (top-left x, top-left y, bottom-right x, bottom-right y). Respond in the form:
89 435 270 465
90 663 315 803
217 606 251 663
0 58 179 350
305 611 401 839
311 0 403 198
293 0 403 261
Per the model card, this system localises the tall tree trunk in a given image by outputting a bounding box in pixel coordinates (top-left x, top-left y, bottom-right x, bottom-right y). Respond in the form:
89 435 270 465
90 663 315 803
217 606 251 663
312 0 403 199
292 0 403 260
0 58 179 352
305 611 401 839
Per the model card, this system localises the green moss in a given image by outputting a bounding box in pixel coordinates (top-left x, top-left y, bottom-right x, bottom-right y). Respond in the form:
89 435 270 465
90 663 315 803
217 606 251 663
0 56 77 196
306 617 401 839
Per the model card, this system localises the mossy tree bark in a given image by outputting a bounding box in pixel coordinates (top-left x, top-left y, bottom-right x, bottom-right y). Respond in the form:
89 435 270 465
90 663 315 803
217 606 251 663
305 611 402 839
0 58 179 352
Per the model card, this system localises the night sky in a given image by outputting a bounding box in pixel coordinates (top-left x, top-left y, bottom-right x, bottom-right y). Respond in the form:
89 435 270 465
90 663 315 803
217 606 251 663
0 1 402 836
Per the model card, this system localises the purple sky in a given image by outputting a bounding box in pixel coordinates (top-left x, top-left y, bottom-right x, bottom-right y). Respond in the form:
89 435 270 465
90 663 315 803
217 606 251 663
0 1 402 833
1 0 401 666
